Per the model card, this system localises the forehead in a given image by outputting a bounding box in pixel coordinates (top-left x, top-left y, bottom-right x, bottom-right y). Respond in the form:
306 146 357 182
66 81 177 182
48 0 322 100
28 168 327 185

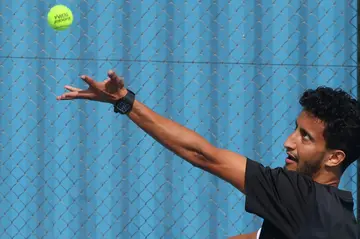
297 111 326 138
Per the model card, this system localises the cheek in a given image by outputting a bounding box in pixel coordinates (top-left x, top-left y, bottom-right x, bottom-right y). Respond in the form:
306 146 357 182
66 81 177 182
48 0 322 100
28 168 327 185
298 145 323 164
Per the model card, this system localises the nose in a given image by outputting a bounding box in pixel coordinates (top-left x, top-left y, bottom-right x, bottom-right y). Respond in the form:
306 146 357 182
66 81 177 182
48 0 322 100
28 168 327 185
284 131 296 151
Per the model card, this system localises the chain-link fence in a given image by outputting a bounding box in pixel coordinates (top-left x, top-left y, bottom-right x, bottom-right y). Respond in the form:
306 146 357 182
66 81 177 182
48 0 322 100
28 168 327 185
0 1 358 238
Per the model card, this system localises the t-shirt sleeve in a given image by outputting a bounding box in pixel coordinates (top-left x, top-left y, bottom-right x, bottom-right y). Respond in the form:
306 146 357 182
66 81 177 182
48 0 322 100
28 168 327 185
245 158 314 231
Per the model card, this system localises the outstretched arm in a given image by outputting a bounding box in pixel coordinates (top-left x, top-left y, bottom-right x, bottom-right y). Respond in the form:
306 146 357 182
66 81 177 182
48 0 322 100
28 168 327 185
56 70 248 193
127 99 248 192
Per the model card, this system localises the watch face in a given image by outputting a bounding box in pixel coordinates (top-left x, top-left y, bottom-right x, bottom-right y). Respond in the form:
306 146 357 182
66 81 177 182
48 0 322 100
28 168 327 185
114 90 135 114
116 101 131 113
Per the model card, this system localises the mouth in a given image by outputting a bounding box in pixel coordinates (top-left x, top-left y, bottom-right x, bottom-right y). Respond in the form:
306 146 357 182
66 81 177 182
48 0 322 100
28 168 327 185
286 153 298 164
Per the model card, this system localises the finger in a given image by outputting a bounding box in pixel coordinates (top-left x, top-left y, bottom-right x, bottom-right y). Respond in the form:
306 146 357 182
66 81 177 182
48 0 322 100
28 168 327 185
80 75 96 87
107 70 115 79
108 70 121 82
64 85 82 92
56 92 78 100
56 91 94 100
108 70 124 86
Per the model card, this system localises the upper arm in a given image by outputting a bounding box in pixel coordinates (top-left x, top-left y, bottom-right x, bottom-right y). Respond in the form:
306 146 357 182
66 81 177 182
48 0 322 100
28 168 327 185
199 147 248 194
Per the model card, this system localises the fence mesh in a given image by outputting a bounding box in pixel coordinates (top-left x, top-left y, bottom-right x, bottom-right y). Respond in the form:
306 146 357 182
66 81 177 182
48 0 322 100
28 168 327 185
0 1 358 238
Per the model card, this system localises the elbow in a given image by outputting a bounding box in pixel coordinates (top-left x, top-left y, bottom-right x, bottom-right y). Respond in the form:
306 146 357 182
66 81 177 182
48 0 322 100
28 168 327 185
175 142 219 169
187 149 219 170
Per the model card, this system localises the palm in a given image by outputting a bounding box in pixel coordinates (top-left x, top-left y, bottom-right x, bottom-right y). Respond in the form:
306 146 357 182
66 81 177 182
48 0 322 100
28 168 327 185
56 70 127 104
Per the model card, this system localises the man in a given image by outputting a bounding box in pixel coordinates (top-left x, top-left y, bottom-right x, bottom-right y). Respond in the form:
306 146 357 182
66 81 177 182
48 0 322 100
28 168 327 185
56 70 360 238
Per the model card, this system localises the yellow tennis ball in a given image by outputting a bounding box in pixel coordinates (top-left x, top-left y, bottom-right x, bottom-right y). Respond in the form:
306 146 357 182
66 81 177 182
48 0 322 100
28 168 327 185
47 5 73 31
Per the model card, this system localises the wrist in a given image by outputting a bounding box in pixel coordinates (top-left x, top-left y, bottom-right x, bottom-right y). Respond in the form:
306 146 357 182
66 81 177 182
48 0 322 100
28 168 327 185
113 89 135 114
108 89 128 105
118 88 128 99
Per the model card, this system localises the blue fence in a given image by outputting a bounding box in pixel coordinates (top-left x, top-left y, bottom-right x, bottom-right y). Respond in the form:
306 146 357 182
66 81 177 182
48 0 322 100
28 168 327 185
0 1 358 238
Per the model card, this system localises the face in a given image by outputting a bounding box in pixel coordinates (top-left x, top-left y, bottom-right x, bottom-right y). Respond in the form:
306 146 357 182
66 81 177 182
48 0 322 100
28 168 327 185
283 111 328 177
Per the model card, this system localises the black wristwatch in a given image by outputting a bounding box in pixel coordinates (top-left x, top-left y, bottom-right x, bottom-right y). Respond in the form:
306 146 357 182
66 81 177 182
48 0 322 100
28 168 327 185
114 89 135 114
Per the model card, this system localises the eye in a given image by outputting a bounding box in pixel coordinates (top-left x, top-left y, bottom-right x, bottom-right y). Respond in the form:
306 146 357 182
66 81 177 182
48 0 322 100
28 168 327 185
300 129 311 141
302 134 311 141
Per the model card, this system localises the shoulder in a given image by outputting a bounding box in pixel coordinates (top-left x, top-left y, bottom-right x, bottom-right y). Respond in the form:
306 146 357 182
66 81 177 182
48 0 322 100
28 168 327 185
245 158 316 205
245 158 314 187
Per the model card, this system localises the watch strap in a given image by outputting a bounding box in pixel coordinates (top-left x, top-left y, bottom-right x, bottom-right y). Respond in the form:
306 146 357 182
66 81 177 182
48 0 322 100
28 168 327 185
114 89 135 114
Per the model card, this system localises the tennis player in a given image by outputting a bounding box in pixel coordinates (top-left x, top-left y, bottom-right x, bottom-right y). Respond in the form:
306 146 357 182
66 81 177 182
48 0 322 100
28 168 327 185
56 70 359 238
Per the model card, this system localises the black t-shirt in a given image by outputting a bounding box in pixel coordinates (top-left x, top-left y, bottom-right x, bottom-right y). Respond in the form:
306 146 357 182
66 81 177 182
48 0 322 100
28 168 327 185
244 158 358 239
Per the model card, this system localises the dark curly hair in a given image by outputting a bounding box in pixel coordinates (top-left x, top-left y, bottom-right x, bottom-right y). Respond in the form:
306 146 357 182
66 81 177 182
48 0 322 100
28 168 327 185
299 86 360 172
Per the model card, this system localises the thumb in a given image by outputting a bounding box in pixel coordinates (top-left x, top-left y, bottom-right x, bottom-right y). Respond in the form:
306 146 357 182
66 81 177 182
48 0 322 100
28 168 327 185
108 70 124 87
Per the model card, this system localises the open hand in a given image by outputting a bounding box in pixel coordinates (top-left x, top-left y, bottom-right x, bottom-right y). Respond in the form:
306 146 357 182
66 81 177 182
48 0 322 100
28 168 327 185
56 70 128 104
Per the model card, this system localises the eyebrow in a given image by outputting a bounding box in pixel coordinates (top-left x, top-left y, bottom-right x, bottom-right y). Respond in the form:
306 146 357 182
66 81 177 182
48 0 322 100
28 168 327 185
295 121 315 141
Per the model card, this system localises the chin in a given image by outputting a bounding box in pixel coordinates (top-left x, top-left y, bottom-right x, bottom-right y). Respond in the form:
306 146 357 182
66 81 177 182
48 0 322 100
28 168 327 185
284 164 298 172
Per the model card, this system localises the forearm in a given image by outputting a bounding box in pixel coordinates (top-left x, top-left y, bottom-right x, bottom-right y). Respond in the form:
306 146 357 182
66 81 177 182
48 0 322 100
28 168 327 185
228 231 258 239
127 100 216 167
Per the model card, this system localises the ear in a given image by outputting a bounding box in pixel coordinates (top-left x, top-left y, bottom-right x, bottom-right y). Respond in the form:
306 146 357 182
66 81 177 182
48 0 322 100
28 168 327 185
324 150 346 167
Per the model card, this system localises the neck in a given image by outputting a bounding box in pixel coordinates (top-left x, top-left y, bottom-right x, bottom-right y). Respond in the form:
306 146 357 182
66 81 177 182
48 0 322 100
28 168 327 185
312 168 341 187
